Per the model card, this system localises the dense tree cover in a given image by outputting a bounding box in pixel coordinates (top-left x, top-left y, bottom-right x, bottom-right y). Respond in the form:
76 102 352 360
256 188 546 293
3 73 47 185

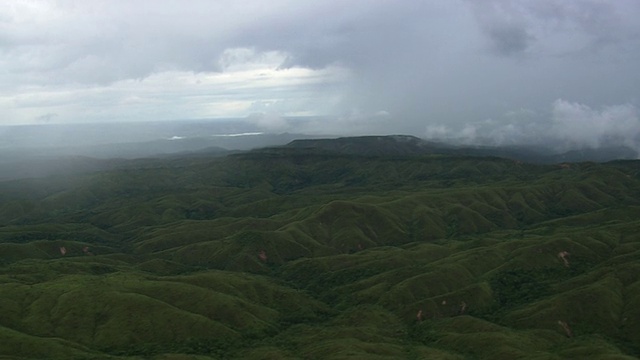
1 146 640 359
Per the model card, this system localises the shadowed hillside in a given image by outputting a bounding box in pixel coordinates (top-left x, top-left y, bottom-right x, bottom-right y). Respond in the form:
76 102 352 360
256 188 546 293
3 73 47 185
1 139 640 359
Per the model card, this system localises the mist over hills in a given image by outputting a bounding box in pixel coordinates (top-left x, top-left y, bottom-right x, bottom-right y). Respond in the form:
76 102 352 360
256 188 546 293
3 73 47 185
2 120 638 159
0 120 311 157
0 121 638 183
0 120 314 181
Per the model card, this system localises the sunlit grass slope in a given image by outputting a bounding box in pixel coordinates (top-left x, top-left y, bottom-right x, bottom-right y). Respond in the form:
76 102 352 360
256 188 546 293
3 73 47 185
0 146 639 359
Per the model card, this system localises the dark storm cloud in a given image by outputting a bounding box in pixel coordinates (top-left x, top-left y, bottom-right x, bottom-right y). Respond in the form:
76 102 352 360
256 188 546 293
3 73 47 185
467 0 536 57
231 1 440 72
35 113 58 123
469 0 640 57
486 23 534 56
528 0 628 51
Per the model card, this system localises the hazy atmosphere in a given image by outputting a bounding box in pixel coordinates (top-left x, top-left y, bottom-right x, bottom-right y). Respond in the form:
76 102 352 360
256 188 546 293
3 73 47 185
3 3 640 359
2 0 640 151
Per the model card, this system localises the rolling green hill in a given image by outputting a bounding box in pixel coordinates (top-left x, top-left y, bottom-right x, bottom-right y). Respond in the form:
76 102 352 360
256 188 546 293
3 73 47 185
1 139 640 359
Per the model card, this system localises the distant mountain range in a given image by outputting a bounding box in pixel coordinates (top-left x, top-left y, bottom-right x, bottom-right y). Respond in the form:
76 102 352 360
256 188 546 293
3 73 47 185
282 135 638 163
0 133 637 182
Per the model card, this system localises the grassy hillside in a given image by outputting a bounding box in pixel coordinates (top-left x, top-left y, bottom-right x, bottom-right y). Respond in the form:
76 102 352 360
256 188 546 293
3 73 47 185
1 145 639 359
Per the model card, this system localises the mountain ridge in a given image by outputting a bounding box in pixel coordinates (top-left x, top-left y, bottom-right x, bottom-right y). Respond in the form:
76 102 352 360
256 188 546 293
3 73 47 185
284 135 639 163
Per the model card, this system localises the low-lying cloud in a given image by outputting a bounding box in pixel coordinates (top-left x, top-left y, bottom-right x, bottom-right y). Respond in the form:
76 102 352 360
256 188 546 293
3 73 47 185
551 99 639 151
424 99 640 155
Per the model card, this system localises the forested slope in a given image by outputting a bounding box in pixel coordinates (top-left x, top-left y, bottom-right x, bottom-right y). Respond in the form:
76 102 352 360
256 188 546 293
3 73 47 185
1 145 640 359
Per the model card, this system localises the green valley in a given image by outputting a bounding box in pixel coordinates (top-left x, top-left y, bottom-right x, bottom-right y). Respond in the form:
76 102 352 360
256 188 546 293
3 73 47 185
1 138 640 359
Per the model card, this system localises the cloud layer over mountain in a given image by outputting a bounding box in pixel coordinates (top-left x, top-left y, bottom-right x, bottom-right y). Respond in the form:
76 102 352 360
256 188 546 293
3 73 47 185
1 0 639 152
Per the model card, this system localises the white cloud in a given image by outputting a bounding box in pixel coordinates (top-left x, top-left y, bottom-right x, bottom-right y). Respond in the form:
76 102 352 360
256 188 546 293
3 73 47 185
425 125 451 140
218 48 286 72
422 99 640 153
0 45 350 124
551 99 639 150
246 112 288 132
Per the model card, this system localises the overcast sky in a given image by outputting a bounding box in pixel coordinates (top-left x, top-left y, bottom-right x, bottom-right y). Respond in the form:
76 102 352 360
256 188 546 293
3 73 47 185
1 0 639 149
